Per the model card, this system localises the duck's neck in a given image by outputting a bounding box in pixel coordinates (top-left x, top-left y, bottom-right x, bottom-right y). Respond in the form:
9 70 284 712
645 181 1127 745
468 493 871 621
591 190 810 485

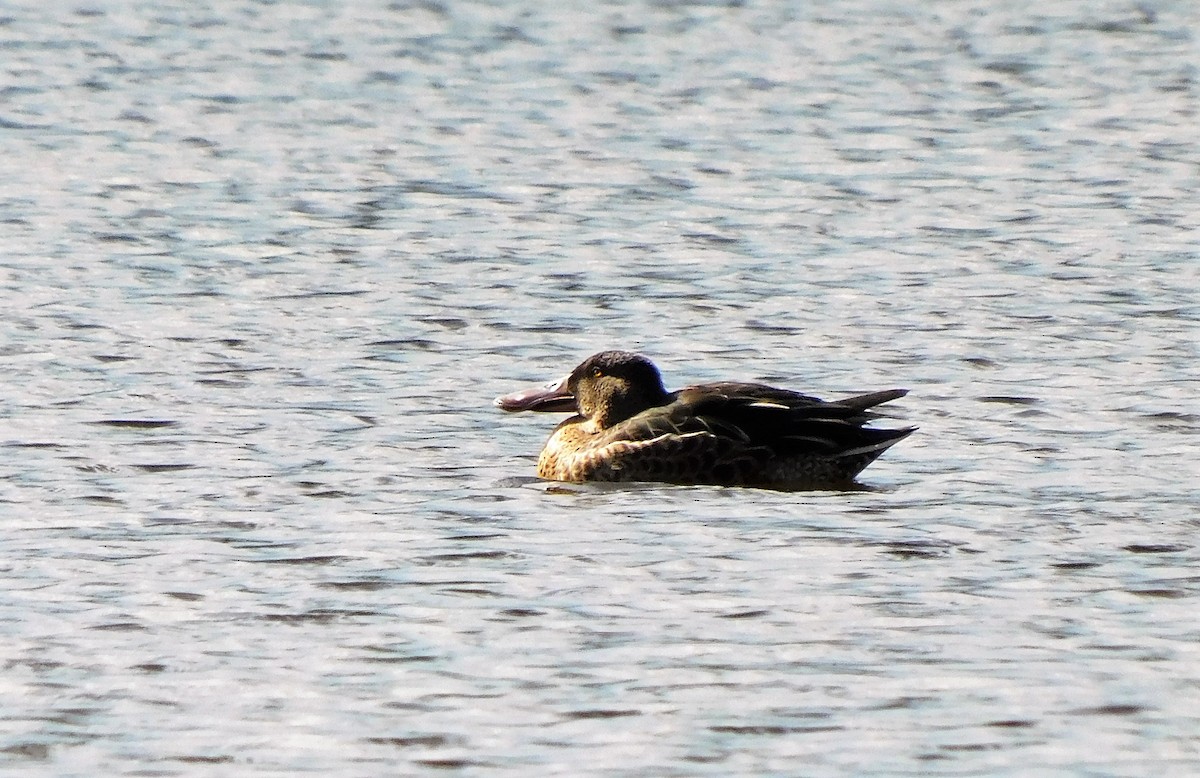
591 387 669 430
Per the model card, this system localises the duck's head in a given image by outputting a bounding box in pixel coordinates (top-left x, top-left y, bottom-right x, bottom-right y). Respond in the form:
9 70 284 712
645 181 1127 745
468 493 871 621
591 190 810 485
494 350 669 429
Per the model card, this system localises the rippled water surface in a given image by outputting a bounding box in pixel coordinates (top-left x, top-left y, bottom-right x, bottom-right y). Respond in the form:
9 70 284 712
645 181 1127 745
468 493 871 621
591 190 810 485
3 1 1199 774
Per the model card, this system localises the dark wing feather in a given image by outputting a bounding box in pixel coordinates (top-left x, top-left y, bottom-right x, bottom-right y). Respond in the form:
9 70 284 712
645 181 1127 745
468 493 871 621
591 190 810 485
661 382 912 460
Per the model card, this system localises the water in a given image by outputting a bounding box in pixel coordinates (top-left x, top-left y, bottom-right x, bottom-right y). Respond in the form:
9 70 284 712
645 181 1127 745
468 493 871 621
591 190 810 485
2 0 1199 774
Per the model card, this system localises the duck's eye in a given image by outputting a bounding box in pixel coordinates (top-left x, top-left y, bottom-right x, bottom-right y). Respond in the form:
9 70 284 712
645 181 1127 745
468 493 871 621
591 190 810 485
591 367 603 378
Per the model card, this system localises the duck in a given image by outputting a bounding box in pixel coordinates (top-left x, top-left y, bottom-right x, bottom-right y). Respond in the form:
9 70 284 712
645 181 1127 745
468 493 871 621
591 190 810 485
494 350 915 489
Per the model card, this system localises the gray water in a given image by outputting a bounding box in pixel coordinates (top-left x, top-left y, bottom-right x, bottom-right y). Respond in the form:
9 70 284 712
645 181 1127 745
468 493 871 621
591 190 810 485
3 1 1199 775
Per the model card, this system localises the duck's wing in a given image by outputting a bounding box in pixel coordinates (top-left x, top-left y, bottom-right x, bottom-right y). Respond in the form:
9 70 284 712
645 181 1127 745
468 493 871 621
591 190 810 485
664 382 914 460
678 383 906 414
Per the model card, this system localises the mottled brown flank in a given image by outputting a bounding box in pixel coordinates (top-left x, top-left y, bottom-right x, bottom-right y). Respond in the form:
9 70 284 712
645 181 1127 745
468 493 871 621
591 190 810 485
536 415 904 489
538 424 759 485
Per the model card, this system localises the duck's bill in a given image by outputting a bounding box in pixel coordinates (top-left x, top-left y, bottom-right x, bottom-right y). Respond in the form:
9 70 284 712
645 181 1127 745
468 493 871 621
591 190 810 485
493 375 577 413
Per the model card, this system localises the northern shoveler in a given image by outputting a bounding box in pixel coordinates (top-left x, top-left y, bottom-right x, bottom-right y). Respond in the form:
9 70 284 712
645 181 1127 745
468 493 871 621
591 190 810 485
494 350 915 489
